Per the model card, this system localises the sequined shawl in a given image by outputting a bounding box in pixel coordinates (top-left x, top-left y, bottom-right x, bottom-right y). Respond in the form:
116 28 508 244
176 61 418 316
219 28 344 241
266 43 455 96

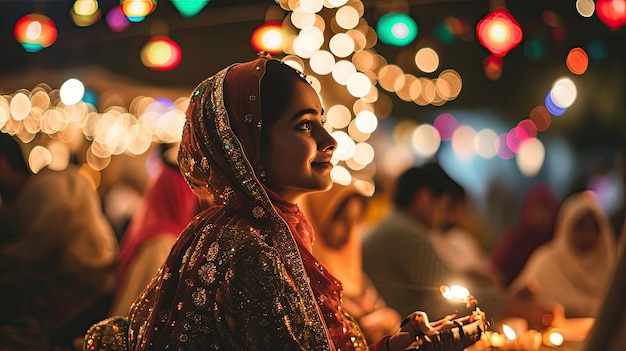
122 57 366 351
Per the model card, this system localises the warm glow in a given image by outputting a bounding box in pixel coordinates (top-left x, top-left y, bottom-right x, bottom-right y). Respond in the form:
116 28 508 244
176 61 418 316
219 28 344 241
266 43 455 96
347 72 372 98
440 285 470 302
331 131 356 161
550 77 577 108
411 124 441 157
549 331 564 346
60 78 86 106
502 325 516 340
309 50 335 75
476 8 523 57
140 36 182 70
332 60 357 85
415 47 439 73
251 22 285 55
329 33 355 57
326 104 352 129
335 6 360 30
516 138 545 177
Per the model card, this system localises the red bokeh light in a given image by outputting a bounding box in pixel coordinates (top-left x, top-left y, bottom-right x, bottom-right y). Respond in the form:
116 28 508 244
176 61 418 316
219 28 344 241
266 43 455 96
476 8 523 57
596 0 626 30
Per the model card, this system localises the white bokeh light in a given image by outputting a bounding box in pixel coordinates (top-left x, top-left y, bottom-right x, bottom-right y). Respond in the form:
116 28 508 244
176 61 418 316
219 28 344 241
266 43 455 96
411 124 441 157
309 50 335 75
550 77 577 108
516 138 545 177
60 78 85 105
329 33 355 58
347 72 372 98
331 130 356 161
331 60 357 85
354 109 377 133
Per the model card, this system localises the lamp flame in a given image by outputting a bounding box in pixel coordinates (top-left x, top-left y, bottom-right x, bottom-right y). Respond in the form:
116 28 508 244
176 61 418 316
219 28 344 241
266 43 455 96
440 285 470 302
502 324 516 340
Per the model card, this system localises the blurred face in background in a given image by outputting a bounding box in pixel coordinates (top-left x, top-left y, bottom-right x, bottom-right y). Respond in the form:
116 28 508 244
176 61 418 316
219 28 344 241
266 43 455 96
569 210 601 254
321 195 366 249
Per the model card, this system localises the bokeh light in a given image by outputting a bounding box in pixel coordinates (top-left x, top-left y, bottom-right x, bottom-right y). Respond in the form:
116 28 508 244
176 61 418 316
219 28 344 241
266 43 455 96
60 78 86 105
550 77 577 108
433 113 457 141
516 138 545 177
476 8 523 57
14 13 58 52
566 47 589 75
251 22 285 55
415 47 439 73
411 124 441 157
140 36 182 70
376 13 418 46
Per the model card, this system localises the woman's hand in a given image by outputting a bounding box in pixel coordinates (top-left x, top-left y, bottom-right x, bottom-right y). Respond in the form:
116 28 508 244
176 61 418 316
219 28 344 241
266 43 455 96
385 311 486 351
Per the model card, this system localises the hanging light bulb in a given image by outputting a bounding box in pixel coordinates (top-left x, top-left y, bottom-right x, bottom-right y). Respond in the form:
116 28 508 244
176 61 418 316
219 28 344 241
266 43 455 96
120 0 157 22
476 8 523 57
250 22 285 55
13 13 58 52
141 36 182 70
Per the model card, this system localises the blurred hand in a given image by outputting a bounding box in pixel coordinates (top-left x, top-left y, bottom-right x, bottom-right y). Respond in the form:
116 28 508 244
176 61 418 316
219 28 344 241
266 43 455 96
386 311 486 351
503 283 564 331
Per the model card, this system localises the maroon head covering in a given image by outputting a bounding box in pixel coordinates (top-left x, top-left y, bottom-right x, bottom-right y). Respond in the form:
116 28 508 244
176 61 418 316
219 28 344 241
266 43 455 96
126 55 359 351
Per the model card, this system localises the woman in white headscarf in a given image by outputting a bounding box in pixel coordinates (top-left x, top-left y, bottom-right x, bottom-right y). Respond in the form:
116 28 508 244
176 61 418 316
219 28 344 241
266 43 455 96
510 190 616 318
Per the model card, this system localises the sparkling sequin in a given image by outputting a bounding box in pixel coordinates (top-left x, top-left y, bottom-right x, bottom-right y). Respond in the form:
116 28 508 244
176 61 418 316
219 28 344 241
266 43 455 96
244 113 253 123
252 206 265 218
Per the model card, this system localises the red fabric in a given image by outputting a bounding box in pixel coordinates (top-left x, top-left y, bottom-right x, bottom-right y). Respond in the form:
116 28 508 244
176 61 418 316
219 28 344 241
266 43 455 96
490 182 560 286
266 187 353 350
115 162 198 289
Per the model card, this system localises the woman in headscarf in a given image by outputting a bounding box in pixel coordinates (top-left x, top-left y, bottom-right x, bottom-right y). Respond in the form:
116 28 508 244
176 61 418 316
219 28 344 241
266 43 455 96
300 184 402 344
84 55 485 351
509 190 616 318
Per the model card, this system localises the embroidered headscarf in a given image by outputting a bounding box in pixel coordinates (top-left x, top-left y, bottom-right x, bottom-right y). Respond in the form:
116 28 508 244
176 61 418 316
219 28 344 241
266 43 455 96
126 55 358 350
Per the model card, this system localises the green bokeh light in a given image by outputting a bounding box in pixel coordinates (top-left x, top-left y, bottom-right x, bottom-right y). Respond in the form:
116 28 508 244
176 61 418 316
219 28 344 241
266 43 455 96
376 13 418 46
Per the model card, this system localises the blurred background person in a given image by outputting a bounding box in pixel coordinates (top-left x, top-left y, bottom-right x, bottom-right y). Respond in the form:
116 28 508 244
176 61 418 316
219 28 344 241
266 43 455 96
0 132 117 350
362 161 560 331
109 143 200 317
490 182 561 287
584 216 626 351
362 162 499 317
509 190 616 319
301 183 401 344
427 183 496 285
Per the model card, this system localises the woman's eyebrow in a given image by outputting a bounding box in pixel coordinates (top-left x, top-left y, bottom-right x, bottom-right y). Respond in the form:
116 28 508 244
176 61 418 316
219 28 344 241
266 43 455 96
290 108 321 122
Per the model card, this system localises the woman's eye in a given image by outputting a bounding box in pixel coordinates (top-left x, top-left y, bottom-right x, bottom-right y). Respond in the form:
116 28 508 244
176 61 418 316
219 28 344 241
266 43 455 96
297 121 312 131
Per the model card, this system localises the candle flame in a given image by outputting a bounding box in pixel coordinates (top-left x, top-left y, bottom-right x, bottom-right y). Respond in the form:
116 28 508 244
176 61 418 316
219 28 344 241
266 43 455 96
440 285 470 302
502 324 516 340
549 331 564 346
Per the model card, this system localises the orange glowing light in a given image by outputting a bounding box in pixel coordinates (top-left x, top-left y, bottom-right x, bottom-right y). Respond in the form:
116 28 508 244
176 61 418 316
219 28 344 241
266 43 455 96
14 13 58 52
476 8 523 57
250 22 285 55
121 0 157 22
566 47 589 75
141 36 182 71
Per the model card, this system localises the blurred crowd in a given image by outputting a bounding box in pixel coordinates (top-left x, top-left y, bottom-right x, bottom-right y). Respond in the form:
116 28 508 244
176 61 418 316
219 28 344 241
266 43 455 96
1 131 624 350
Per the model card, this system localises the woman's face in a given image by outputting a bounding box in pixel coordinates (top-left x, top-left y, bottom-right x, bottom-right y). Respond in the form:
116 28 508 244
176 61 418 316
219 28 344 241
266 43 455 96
261 80 337 203
569 210 601 254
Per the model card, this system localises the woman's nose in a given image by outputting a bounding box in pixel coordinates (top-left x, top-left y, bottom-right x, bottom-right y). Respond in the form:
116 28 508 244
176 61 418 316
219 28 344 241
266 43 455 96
318 128 337 151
